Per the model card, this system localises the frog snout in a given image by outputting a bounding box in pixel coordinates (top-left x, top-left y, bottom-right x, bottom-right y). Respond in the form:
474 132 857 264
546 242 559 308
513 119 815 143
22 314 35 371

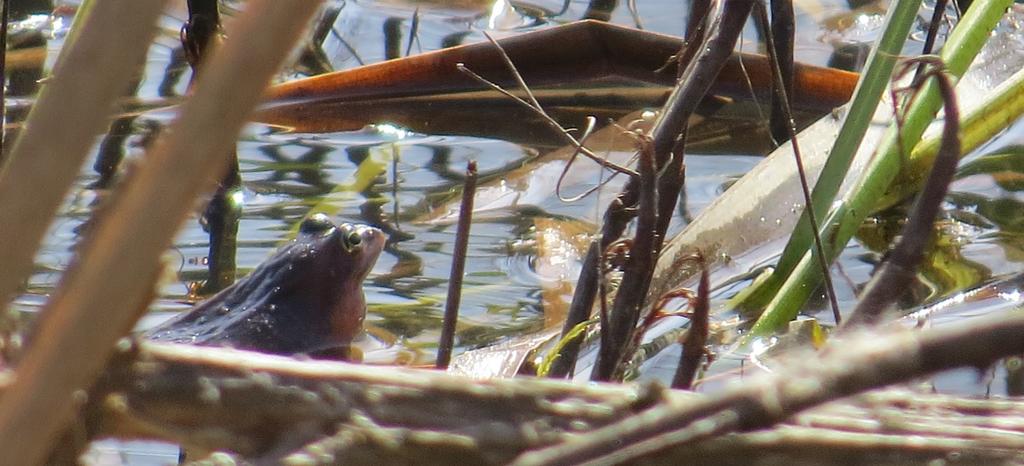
337 223 386 275
353 224 386 254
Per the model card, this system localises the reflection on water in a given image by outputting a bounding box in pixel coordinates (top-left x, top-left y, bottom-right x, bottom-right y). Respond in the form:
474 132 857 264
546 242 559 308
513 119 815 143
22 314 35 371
9 1 1024 397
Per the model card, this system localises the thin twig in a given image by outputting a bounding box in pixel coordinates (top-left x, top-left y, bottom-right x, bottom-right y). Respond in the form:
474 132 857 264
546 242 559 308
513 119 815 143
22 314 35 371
914 0 949 82
555 116 604 202
185 0 241 295
755 1 842 324
436 160 478 369
405 7 420 57
613 254 704 380
480 31 543 111
627 0 644 29
330 27 365 66
455 64 637 178
596 238 614 374
183 0 222 73
554 118 642 203
455 30 639 178
454 31 659 378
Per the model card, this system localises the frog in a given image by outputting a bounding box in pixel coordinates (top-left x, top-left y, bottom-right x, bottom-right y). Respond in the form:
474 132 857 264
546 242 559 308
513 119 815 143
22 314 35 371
145 214 386 359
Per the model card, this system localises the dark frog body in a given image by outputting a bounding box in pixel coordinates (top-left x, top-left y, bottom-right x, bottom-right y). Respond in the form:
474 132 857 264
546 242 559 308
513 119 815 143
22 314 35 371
146 214 386 358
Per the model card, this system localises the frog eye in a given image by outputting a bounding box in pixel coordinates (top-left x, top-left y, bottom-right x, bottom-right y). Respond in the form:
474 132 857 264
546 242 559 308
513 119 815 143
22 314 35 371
299 213 335 235
344 229 363 249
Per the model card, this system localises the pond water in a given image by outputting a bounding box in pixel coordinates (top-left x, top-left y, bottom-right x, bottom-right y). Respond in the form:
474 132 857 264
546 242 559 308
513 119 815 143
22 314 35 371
11 0 1024 400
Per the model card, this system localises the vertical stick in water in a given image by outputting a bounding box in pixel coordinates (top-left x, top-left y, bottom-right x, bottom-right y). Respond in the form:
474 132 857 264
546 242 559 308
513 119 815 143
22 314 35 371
768 0 795 146
436 160 477 369
184 0 241 293
0 0 7 160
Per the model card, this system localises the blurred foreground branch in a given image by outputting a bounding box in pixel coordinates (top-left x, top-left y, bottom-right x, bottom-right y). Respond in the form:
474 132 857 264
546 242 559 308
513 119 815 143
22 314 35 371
77 311 1024 464
0 2 322 464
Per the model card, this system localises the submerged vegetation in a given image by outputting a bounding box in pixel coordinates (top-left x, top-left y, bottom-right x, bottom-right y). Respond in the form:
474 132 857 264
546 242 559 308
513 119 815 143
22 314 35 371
0 0 1023 464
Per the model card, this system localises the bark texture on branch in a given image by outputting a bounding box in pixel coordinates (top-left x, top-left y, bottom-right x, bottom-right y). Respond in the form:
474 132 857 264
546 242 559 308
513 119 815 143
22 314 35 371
517 312 1024 465
89 342 667 464
632 388 1024 465
79 332 1024 465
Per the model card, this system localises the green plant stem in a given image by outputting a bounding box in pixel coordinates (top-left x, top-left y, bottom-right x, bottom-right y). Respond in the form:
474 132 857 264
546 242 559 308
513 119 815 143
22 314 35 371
749 0 1012 336
538 318 598 377
739 0 921 311
877 65 1024 209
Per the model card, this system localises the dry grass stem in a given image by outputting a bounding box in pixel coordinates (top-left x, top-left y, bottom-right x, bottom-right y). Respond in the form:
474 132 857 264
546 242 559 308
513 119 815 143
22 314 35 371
0 2 322 464
0 0 166 312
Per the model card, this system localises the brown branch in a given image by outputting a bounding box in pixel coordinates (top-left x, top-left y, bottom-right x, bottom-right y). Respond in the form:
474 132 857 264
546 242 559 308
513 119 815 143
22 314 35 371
89 341 667 462
595 143 658 381
79 313 1024 465
514 310 1024 465
593 0 756 382
548 193 636 378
